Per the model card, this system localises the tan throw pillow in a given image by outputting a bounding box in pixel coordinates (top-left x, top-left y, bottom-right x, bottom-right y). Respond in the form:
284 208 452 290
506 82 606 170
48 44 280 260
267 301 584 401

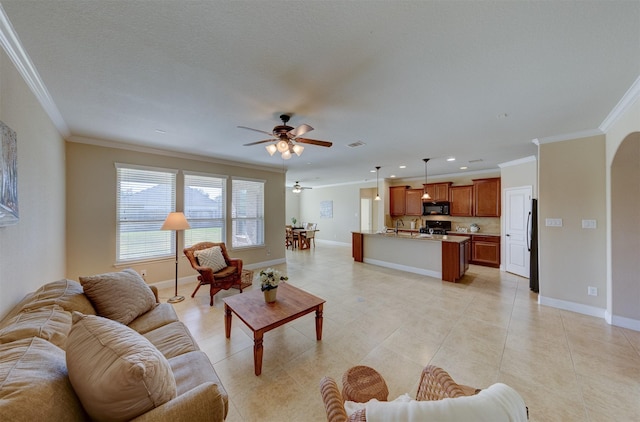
79 269 156 325
194 246 227 272
0 305 71 349
0 337 88 420
66 312 177 422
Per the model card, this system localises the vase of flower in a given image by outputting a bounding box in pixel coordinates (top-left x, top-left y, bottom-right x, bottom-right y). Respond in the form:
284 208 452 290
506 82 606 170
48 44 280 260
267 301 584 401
259 268 288 304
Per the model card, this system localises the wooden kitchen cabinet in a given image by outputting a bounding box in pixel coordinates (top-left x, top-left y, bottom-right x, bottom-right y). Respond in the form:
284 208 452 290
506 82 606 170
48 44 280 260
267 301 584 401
423 182 452 202
405 188 424 215
390 186 408 216
471 235 500 267
473 177 501 217
449 185 473 216
442 238 470 282
352 232 363 262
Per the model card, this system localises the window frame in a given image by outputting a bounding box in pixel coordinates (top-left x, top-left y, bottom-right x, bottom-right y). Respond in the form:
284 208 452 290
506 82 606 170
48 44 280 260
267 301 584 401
115 163 177 264
231 177 265 249
183 171 228 247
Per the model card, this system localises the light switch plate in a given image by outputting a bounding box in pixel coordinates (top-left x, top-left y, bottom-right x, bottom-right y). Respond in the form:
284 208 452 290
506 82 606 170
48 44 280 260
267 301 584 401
545 218 563 227
582 219 597 229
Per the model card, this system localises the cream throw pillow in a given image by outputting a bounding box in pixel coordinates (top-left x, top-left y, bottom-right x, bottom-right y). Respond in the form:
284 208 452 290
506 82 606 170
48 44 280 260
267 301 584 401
66 312 177 422
79 268 156 325
195 246 227 272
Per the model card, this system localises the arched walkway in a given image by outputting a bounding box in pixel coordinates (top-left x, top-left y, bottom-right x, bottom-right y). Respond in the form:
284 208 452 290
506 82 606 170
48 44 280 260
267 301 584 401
610 131 640 327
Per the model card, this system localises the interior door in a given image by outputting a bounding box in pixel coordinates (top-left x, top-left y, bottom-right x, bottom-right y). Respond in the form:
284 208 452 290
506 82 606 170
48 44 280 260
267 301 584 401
505 186 532 277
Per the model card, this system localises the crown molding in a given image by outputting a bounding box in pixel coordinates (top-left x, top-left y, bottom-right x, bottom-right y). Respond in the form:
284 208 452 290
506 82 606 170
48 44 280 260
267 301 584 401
68 135 285 174
532 128 604 145
0 5 69 137
599 74 640 133
498 155 537 168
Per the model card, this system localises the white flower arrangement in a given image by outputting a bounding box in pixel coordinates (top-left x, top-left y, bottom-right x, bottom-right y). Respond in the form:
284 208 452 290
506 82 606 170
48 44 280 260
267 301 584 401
259 268 288 291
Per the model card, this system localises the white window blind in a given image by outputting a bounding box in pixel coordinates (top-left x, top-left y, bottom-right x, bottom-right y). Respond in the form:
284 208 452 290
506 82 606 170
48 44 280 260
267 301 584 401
116 164 177 263
184 172 226 246
231 178 264 248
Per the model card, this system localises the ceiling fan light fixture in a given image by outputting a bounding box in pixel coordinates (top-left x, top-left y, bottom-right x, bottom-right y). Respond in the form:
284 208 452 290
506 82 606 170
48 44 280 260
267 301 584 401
292 185 302 193
265 144 277 156
292 144 304 156
276 139 289 153
281 149 292 160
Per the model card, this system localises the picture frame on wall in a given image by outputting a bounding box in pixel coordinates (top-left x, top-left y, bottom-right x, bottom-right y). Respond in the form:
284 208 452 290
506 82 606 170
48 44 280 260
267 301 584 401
0 120 18 226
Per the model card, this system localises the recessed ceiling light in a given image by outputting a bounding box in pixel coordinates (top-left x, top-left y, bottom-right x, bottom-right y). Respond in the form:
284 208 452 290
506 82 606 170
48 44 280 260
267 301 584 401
446 157 455 162
460 166 468 170
399 165 406 169
390 175 396 178
155 129 167 134
370 169 376 173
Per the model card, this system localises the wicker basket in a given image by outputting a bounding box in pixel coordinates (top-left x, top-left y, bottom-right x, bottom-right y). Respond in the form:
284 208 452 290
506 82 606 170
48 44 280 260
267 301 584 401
233 269 253 290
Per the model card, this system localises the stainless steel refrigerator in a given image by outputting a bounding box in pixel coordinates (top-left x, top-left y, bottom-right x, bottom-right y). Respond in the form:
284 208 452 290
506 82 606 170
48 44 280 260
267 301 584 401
529 198 539 293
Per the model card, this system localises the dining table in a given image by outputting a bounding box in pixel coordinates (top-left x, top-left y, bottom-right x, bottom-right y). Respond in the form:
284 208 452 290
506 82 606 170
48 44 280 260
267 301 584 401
291 227 318 250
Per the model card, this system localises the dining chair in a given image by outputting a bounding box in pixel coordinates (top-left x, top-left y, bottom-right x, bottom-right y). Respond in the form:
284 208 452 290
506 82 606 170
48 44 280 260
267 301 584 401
285 225 297 249
305 223 317 248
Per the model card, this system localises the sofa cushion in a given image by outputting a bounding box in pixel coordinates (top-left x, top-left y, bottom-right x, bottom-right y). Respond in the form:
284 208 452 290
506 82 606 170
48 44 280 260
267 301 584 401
127 303 179 335
168 350 228 409
195 246 227 272
66 312 177 422
18 279 96 316
143 321 199 359
79 269 156 325
0 337 88 421
0 305 71 349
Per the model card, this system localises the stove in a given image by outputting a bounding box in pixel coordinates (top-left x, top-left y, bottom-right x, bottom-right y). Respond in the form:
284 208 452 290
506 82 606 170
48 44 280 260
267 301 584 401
419 220 451 235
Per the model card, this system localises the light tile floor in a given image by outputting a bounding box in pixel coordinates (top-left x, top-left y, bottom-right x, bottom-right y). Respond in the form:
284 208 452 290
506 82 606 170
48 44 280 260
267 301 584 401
158 243 640 421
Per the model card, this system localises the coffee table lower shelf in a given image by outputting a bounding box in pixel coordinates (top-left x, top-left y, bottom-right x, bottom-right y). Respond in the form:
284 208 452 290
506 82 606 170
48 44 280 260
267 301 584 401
222 282 325 375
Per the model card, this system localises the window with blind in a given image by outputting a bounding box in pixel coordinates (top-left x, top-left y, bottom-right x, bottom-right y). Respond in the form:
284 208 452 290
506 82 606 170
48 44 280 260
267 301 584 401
231 178 264 248
115 164 177 263
184 172 226 246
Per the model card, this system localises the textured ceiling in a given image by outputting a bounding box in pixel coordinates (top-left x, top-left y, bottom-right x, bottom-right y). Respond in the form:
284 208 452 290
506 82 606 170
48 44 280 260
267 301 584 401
2 1 639 187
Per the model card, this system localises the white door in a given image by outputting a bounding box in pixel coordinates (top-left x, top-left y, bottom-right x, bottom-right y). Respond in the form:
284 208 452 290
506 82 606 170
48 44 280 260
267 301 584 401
360 198 372 231
505 186 532 278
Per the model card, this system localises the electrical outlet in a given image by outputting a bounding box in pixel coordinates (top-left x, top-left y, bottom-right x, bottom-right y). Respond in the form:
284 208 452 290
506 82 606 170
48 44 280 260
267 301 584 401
588 286 598 296
266 248 271 256
140 269 147 278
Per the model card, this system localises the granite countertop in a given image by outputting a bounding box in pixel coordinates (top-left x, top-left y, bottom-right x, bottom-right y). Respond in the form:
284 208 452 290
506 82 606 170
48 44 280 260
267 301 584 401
353 230 470 243
447 231 501 237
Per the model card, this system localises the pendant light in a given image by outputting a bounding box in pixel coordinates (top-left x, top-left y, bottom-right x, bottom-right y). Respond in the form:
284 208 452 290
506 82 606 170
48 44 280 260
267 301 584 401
374 166 381 201
421 158 432 200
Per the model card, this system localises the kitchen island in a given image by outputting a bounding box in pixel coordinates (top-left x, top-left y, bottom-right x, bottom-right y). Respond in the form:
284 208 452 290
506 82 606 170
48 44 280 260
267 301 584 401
351 231 470 282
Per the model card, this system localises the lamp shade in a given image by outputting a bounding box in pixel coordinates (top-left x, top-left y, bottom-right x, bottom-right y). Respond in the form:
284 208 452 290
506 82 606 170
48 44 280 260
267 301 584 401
161 212 191 231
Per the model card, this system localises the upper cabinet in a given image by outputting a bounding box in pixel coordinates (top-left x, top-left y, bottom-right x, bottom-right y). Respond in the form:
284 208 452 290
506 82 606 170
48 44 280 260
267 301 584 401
390 186 408 216
473 177 501 217
449 185 474 216
423 182 452 202
405 188 424 215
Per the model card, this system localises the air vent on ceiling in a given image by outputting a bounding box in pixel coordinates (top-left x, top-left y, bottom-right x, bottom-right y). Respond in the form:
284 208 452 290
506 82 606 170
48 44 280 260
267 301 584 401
469 159 484 163
347 141 366 148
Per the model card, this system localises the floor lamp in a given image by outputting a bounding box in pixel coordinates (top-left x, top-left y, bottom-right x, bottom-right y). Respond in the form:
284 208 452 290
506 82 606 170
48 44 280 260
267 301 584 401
161 212 191 303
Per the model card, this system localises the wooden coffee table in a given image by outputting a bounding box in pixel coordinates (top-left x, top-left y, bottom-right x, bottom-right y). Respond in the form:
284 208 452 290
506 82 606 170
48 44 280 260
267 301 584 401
223 282 325 375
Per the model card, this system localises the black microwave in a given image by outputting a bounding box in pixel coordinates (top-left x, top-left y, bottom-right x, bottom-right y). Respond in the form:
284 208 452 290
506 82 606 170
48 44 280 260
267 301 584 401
423 201 450 215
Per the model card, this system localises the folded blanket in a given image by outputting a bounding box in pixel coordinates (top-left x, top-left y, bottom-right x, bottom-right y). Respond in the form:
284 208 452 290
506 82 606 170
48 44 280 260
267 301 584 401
366 383 527 422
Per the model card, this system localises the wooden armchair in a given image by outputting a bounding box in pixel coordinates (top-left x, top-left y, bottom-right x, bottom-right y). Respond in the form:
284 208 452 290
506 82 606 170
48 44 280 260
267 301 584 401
184 242 243 306
320 365 481 422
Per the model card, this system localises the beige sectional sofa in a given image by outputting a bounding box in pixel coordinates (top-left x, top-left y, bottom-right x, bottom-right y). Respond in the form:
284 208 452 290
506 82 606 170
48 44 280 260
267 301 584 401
0 270 228 421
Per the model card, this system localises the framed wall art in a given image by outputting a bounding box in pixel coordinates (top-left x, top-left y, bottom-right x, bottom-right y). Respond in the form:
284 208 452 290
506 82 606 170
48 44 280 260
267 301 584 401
320 200 333 219
0 120 18 226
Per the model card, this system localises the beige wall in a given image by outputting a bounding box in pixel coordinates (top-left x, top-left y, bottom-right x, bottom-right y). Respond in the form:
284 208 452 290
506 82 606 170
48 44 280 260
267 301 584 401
0 50 66 318
538 135 607 310
66 141 285 284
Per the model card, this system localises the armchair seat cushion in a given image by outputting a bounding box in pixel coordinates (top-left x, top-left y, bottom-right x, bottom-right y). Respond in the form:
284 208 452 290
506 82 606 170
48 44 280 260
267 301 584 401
214 265 239 279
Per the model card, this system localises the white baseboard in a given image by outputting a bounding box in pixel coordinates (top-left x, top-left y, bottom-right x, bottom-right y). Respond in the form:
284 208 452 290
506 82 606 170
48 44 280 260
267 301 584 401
151 274 198 290
609 312 640 332
538 295 606 319
244 258 286 270
316 239 351 247
363 258 441 279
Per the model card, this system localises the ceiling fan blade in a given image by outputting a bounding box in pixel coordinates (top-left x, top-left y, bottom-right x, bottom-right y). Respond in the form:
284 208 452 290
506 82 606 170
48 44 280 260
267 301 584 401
295 138 333 148
243 139 274 146
289 124 314 138
237 126 274 136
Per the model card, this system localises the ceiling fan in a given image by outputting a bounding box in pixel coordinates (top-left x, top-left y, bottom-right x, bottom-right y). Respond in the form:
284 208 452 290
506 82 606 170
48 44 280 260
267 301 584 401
292 181 312 193
239 114 332 159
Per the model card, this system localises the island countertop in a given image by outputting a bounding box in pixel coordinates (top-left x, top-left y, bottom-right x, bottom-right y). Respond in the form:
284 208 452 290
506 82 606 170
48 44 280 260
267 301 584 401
353 230 471 243
351 231 471 282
